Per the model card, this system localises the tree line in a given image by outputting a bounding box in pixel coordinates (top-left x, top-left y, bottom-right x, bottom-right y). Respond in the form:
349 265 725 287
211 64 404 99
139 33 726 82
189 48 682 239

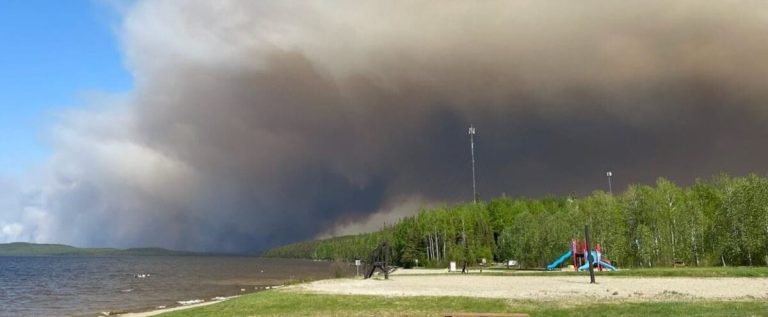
264 174 768 268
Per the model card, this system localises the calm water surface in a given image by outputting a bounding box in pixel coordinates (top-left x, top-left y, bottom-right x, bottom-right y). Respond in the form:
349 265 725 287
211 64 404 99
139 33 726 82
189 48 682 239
0 256 346 317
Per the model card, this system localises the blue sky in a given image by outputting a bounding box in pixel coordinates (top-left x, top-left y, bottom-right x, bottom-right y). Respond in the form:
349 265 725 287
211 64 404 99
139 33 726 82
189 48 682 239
0 0 132 175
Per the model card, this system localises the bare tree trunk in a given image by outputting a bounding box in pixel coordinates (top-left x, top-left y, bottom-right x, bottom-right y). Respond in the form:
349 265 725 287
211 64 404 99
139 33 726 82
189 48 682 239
434 235 438 261
653 229 660 265
428 233 432 261
443 230 447 261
668 198 677 263
433 230 440 262
430 232 440 261
431 233 436 262
700 228 706 265
691 228 699 266
671 219 677 261
426 237 431 260
438 233 442 261
600 239 606 257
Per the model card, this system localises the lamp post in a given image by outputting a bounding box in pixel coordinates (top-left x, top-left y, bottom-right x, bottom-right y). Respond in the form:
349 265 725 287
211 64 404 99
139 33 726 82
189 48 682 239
469 125 478 204
606 171 613 195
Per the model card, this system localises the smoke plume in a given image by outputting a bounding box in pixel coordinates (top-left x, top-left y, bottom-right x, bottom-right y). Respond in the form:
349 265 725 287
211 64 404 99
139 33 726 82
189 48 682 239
3 0 768 251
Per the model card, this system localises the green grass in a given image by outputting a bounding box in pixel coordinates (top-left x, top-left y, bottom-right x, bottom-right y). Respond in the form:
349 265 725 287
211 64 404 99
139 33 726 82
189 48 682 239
481 266 768 277
156 291 768 317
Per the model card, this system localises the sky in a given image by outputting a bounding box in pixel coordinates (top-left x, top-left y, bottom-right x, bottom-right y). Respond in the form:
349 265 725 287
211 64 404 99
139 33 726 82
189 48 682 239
2 1 768 252
0 0 131 175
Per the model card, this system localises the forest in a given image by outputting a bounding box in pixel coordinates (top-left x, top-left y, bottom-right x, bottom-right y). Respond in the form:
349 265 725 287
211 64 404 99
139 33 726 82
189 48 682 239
264 174 768 268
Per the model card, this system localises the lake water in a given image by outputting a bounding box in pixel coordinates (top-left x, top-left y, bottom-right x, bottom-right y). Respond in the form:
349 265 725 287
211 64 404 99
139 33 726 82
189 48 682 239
0 256 349 317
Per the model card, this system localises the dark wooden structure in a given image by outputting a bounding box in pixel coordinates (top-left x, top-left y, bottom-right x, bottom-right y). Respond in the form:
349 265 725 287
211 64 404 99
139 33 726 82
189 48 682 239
363 241 392 279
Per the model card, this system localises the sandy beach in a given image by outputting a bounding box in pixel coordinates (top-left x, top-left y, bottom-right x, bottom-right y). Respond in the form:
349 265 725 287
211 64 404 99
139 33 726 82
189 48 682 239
116 269 768 316
292 270 768 302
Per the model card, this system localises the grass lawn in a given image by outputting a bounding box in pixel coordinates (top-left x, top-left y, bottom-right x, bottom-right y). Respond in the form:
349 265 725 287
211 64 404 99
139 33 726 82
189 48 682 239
156 291 768 317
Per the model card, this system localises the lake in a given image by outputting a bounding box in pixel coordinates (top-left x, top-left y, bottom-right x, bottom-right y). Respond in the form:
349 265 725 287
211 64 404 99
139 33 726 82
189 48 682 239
0 256 348 316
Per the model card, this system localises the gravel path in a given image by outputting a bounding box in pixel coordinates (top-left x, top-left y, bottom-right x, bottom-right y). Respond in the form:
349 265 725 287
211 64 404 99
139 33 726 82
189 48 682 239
292 274 768 302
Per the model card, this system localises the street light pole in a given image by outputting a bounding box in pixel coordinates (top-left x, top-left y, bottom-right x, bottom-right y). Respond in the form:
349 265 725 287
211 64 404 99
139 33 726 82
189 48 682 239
469 125 477 204
606 171 613 195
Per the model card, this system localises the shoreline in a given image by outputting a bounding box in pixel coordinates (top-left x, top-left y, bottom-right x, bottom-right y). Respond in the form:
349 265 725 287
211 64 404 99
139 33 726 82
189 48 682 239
114 285 289 317
117 298 231 317
109 269 467 316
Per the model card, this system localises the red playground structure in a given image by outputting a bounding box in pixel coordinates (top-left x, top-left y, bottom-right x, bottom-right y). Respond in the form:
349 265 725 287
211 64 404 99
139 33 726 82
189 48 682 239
546 239 617 271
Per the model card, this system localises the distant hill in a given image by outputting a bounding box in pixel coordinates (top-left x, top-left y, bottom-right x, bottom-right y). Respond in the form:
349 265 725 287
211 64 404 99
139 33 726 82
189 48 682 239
0 242 197 256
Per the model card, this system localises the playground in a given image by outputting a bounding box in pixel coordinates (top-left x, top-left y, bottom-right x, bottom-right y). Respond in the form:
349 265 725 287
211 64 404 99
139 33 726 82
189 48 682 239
546 239 617 272
295 239 768 303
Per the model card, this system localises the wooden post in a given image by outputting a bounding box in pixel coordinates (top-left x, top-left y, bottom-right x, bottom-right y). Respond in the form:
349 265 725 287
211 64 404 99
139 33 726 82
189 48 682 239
384 242 390 280
585 225 596 284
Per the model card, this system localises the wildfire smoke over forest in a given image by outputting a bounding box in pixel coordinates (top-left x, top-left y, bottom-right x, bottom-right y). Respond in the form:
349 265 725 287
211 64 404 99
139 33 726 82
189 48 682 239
2 1 768 252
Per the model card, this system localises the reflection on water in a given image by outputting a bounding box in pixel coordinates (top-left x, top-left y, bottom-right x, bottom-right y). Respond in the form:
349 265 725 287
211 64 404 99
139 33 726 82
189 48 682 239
0 256 348 316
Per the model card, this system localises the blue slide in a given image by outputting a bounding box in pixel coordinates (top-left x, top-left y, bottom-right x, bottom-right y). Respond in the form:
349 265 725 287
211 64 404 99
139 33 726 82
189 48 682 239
546 250 572 271
577 251 618 271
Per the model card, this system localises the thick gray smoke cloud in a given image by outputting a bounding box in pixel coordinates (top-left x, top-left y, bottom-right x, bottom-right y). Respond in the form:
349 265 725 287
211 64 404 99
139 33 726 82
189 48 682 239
2 0 768 251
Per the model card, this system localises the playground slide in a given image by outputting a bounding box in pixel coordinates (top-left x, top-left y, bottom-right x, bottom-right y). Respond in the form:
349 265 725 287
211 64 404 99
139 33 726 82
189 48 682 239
599 261 617 271
578 260 617 271
546 250 572 271
577 251 617 271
